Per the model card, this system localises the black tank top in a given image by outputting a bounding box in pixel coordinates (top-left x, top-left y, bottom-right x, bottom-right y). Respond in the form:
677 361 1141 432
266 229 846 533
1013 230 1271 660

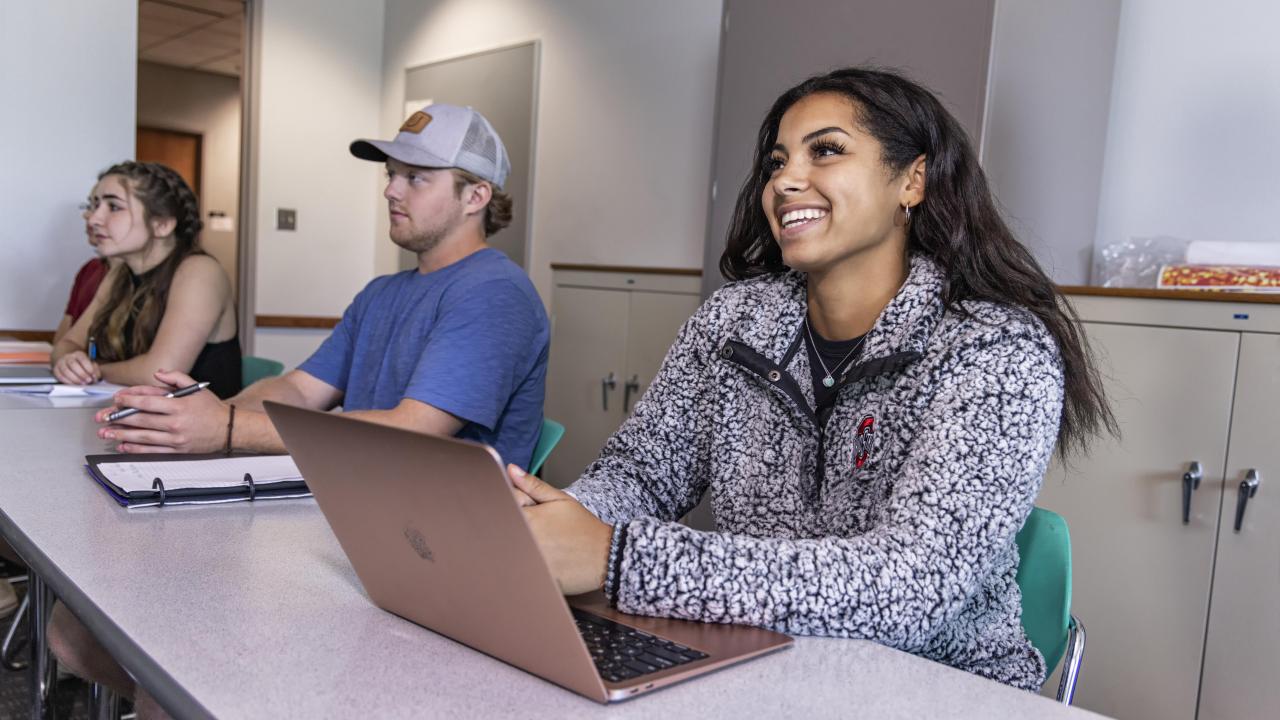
121 261 243 399
189 335 243 399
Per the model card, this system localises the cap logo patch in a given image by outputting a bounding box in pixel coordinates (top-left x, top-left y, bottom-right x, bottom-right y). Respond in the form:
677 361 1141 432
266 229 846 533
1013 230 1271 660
400 111 432 134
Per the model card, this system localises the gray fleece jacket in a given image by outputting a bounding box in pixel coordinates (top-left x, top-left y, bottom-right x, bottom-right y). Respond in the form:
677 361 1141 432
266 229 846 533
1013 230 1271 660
566 255 1063 691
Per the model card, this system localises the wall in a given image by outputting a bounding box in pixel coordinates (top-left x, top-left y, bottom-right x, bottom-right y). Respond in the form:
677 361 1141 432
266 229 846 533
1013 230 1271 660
250 0 385 367
137 62 241 296
1092 0 1280 279
378 0 724 305
981 0 1121 285
0 1 136 332
701 0 997 294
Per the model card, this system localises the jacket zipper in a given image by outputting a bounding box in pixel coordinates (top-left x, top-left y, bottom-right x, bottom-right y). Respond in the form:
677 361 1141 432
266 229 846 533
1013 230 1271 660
719 334 922 502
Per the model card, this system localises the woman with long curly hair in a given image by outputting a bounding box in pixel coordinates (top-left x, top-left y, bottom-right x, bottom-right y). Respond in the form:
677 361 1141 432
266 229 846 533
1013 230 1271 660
50 161 240 398
505 67 1114 691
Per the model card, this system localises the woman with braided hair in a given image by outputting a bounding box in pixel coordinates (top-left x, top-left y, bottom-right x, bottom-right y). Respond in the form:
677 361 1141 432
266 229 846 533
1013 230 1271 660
50 161 240 398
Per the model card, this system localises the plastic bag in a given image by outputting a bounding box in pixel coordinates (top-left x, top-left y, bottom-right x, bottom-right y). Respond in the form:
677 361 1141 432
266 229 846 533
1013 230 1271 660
1092 236 1190 288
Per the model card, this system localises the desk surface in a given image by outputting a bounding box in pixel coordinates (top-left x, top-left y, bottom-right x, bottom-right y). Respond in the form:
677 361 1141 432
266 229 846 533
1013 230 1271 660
0 408 1103 719
0 393 112 411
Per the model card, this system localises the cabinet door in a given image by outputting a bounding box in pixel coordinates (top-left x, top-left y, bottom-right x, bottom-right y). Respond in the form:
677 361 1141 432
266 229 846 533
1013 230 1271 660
622 291 702 416
1199 333 1280 720
1036 322 1238 720
543 286 629 487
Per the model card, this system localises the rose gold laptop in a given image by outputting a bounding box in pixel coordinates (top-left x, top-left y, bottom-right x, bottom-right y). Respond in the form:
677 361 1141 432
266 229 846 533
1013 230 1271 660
265 402 792 703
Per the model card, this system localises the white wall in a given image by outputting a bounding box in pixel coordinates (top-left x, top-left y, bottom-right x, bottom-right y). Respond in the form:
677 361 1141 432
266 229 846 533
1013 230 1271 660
0 1 136 332
1092 0 1280 276
981 0 1120 286
377 0 723 305
137 62 241 296
250 0 385 366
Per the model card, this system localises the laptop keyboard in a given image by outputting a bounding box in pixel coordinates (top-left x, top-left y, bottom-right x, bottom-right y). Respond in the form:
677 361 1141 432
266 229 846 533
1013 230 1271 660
572 608 709 683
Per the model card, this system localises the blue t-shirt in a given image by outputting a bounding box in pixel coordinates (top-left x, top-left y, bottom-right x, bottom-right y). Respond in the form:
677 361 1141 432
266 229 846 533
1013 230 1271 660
298 248 550 468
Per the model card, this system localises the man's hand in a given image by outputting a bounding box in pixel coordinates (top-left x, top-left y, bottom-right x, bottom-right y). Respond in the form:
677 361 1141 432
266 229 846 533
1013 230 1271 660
96 370 230 453
52 350 101 385
507 465 613 595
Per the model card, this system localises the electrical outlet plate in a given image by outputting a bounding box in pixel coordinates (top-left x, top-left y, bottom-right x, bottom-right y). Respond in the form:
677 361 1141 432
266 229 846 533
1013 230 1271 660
277 208 297 231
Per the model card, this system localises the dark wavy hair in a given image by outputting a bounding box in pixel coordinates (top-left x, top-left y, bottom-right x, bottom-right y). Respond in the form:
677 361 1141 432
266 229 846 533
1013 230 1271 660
88 161 204 361
720 67 1115 458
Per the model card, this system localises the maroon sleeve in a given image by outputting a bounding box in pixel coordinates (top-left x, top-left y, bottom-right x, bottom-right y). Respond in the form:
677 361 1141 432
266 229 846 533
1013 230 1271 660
65 259 109 322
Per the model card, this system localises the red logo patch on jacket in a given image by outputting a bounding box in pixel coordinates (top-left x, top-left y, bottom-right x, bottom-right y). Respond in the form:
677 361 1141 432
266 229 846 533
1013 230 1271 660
853 415 875 469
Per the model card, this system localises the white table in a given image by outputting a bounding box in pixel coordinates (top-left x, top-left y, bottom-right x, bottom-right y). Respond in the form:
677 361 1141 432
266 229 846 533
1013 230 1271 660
0 393 112 411
0 408 1105 719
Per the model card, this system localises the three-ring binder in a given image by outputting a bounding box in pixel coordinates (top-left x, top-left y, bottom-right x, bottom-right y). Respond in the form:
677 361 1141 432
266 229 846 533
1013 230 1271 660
84 453 310 508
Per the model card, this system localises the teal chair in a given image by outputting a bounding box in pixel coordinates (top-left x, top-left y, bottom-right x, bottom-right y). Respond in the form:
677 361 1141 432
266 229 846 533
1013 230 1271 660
1015 506 1085 704
528 418 565 476
242 355 285 388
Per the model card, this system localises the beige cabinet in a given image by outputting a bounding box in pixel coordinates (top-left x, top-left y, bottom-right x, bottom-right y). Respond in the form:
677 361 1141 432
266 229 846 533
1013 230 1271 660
542 267 701 488
1198 332 1280 720
1040 294 1280 720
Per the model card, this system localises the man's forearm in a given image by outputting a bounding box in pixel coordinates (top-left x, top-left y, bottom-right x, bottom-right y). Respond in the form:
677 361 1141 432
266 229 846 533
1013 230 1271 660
229 407 287 454
344 402 464 438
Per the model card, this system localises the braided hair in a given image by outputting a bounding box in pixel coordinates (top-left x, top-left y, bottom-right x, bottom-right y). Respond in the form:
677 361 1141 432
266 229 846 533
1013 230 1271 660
88 161 205 361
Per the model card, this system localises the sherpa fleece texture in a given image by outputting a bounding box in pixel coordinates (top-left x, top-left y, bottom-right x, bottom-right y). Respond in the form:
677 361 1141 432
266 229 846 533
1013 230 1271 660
566 255 1063 691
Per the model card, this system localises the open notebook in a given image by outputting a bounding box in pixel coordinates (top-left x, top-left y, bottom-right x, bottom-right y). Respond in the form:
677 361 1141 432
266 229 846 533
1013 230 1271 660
85 454 312 508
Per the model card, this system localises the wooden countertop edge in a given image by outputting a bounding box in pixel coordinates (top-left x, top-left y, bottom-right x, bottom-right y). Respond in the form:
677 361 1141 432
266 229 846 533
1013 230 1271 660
255 315 340 329
550 263 702 276
12 286 1271 341
0 330 55 342
1059 285 1280 305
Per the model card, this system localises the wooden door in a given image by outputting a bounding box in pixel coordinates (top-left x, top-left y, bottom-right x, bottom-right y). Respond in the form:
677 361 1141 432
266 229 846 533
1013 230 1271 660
136 127 202 196
1198 332 1280 719
1036 322 1238 720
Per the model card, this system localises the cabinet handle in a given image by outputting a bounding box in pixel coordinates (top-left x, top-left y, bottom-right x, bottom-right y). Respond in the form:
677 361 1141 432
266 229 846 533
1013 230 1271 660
1233 469 1261 533
1182 461 1203 524
623 375 640 414
601 372 617 411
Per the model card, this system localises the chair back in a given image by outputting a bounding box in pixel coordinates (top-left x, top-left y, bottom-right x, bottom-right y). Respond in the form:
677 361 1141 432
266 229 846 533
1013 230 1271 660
1015 506 1073 673
528 418 565 475
242 355 286 388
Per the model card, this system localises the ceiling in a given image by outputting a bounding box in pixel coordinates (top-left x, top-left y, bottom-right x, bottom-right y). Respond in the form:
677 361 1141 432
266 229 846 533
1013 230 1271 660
138 0 245 78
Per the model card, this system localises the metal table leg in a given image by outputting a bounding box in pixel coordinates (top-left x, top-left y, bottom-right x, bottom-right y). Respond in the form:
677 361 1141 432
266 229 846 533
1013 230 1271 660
28 574 55 720
89 682 120 720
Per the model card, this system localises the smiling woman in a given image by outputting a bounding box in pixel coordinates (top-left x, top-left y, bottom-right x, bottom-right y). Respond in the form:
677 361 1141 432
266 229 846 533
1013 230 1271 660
508 67 1116 693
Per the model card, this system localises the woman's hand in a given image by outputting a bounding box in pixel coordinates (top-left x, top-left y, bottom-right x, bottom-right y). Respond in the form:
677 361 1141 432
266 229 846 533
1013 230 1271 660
95 369 229 453
52 350 101 385
506 465 614 596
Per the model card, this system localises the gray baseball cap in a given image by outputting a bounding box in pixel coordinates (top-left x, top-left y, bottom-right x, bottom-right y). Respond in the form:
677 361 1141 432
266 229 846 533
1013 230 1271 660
350 103 511 189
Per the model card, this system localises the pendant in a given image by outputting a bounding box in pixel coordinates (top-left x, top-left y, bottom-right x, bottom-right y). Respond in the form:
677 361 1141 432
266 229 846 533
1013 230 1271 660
822 375 835 388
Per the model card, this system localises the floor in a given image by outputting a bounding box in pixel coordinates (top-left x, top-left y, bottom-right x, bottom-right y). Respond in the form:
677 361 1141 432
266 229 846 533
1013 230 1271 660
0 559 93 720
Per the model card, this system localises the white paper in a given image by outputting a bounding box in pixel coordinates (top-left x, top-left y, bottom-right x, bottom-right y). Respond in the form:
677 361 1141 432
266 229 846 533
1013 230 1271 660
0 382 124 396
97 455 303 493
208 215 234 232
1186 241 1280 267
0 341 53 353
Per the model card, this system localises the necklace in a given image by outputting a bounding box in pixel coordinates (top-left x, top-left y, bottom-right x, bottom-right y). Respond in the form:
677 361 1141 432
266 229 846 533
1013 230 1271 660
805 316 868 388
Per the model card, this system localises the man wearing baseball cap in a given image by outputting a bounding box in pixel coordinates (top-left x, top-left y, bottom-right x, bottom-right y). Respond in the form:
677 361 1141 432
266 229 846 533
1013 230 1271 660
93 104 550 471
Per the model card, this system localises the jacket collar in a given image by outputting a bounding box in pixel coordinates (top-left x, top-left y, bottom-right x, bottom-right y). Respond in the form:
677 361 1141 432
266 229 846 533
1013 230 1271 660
737 254 947 366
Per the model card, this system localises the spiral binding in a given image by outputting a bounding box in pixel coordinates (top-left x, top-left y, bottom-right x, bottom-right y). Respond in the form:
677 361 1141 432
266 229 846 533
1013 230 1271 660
152 478 166 507
243 472 256 502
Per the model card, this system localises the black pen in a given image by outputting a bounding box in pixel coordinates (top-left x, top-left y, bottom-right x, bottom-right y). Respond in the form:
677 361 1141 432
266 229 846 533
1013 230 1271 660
106 381 211 422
